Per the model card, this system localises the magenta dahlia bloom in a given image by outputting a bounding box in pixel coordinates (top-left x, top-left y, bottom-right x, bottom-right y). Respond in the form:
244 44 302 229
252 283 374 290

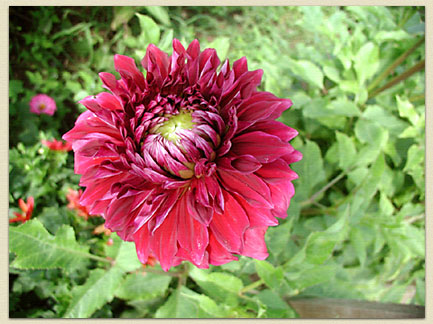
29 94 57 115
63 39 302 271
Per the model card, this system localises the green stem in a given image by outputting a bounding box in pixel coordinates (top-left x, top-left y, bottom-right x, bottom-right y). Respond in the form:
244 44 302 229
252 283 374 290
397 8 416 29
368 59 425 99
408 93 425 103
239 279 264 295
367 36 424 93
87 253 112 263
177 262 190 288
141 268 183 277
301 169 350 207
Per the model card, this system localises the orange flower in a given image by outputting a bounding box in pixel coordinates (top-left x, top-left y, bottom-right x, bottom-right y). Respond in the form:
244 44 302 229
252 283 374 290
142 253 157 268
93 223 112 236
41 139 72 152
66 188 93 220
10 197 34 223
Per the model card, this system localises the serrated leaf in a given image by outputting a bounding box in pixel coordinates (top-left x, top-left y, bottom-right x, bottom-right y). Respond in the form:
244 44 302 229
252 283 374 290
115 272 171 301
255 260 284 290
396 95 419 125
323 65 341 83
257 289 297 318
111 7 139 30
375 30 411 42
136 13 160 45
144 6 171 26
362 105 408 136
288 206 349 267
9 219 90 270
104 234 142 272
305 207 349 264
291 139 326 199
189 268 243 306
63 267 124 318
207 37 230 61
155 286 225 318
288 59 324 89
295 264 338 290
354 42 379 85
350 227 367 267
326 97 361 117
336 131 356 171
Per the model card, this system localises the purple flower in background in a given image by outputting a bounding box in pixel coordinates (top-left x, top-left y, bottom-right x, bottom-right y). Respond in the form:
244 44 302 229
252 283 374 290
29 94 57 115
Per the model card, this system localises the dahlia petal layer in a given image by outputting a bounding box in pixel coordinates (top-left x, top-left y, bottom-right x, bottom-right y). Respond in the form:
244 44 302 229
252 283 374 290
63 39 302 271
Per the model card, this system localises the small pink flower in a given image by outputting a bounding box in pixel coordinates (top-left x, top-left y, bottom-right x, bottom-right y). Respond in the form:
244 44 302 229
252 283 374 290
30 94 57 115
42 139 73 152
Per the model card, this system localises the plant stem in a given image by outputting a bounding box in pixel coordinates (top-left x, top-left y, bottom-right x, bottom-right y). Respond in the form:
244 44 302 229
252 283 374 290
301 170 350 207
87 253 112 263
239 279 264 295
177 262 190 288
141 268 183 277
367 36 424 93
408 93 425 103
368 59 425 99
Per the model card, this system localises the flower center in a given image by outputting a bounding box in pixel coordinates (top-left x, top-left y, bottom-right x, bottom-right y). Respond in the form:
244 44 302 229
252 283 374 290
157 111 194 142
38 104 46 111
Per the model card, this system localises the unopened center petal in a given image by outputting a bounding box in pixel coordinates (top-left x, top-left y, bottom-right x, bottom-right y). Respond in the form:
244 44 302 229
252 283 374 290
158 111 195 142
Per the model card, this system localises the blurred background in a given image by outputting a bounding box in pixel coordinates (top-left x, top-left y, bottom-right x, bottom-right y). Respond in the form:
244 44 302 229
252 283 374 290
9 6 425 318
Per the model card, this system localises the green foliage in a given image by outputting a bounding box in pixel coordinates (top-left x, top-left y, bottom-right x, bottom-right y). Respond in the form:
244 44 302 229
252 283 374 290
63 268 124 318
9 219 91 271
9 6 424 319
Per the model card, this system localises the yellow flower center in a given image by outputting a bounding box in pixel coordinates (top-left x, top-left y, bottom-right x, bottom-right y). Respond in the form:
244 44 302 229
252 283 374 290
158 111 194 142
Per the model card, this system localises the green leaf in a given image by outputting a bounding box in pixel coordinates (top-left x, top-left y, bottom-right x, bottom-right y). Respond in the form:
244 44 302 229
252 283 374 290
396 95 420 125
288 206 349 266
255 260 284 290
189 268 243 306
136 13 160 45
415 278 425 305
158 29 174 52
379 191 394 216
155 286 225 318
375 30 411 42
404 144 425 191
355 118 383 144
9 219 90 270
323 65 341 83
63 267 124 318
111 7 139 30
144 6 171 26
354 42 380 85
207 37 230 61
336 131 356 171
291 139 326 199
115 272 171 301
326 97 361 117
257 289 297 318
288 59 324 89
362 105 408 136
105 233 142 272
350 227 367 267
294 264 338 290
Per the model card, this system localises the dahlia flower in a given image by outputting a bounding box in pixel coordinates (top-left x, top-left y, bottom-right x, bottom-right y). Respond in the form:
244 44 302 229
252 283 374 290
29 94 57 115
42 139 73 152
63 39 301 271
10 197 34 224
